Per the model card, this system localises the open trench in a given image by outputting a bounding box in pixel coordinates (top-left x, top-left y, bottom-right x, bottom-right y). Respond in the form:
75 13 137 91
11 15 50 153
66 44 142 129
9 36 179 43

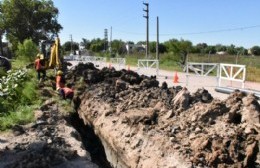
70 112 113 168
64 62 260 168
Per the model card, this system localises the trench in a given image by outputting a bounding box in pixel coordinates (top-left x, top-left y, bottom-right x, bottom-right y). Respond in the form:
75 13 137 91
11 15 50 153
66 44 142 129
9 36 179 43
69 112 112 168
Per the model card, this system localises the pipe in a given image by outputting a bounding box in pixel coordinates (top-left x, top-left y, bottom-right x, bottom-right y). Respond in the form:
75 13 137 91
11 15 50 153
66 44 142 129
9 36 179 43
215 87 260 100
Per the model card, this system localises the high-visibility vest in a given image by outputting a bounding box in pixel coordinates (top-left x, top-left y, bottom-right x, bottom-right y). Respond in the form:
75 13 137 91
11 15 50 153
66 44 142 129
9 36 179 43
56 75 65 90
63 87 74 97
35 58 41 70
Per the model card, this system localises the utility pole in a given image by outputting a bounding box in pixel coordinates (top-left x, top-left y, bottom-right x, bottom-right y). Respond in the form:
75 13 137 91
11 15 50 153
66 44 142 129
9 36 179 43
143 2 149 58
156 16 159 60
70 34 73 55
110 26 112 54
104 28 108 51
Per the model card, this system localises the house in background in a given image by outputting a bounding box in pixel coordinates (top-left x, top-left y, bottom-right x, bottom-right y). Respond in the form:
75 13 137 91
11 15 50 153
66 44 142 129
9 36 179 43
125 43 146 54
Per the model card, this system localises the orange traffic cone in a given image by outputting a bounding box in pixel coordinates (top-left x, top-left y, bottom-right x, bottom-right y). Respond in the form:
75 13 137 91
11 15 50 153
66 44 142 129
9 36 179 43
173 71 179 83
127 65 130 71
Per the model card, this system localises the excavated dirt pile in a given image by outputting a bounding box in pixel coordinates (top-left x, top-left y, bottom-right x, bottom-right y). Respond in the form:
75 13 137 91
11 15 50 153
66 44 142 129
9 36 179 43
69 63 260 168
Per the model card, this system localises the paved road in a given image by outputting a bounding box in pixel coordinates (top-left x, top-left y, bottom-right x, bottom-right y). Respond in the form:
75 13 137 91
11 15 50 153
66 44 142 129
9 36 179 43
68 61 260 101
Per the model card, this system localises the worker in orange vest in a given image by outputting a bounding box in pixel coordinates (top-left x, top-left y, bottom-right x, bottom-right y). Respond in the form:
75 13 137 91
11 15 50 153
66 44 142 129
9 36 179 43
56 70 65 90
34 54 46 80
59 87 74 100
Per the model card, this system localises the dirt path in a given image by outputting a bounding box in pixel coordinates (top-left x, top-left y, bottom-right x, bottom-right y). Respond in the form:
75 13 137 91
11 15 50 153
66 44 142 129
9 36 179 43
0 97 98 168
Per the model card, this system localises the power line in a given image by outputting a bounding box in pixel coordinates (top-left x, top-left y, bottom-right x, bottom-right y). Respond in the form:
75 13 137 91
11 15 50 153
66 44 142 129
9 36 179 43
113 24 260 37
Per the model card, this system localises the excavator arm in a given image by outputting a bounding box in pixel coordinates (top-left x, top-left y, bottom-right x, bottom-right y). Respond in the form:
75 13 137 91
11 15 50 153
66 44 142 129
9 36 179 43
49 38 61 69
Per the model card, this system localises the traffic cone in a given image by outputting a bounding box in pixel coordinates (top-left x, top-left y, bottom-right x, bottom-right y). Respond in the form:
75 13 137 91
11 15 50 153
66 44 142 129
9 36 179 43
127 65 130 71
173 71 179 83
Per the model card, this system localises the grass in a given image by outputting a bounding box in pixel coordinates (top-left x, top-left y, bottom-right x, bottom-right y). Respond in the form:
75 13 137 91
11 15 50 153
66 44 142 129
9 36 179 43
0 59 41 131
0 106 35 131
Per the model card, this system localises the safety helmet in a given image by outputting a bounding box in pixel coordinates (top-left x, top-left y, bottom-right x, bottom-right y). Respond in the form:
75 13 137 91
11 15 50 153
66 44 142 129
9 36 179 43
57 70 63 75
36 54 41 58
39 54 44 60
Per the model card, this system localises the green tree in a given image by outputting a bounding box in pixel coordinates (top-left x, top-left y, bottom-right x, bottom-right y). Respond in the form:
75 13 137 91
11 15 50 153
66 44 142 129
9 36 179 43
205 46 216 54
16 39 38 62
251 46 260 56
149 41 157 53
62 41 79 53
111 39 126 55
89 38 104 53
227 44 236 55
0 0 62 50
164 39 192 65
80 38 90 50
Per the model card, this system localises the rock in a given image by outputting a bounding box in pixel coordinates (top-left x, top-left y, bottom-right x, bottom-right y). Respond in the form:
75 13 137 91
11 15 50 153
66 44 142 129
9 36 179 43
172 87 191 110
12 125 25 136
241 94 260 124
244 141 258 167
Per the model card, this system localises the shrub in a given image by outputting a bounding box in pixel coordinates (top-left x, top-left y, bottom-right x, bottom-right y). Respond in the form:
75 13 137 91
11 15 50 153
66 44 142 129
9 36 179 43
16 39 38 62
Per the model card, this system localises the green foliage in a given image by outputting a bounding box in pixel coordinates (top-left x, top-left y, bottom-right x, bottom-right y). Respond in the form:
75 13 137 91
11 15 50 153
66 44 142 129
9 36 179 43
111 39 126 55
0 67 7 77
0 106 34 130
0 0 62 50
16 39 38 62
80 38 90 50
251 46 260 56
89 38 105 52
62 41 79 52
0 67 39 130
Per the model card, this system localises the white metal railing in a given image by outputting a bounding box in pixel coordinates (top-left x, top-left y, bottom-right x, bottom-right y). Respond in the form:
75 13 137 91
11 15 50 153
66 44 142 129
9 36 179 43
68 55 107 67
185 62 246 88
137 59 159 76
186 62 219 86
186 62 219 76
219 63 246 88
110 58 126 69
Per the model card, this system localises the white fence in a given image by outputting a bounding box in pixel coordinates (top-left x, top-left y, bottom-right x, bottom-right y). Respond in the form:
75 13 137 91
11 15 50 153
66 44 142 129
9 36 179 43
110 58 126 69
64 55 107 67
219 63 246 88
186 62 246 88
137 59 159 76
186 62 219 86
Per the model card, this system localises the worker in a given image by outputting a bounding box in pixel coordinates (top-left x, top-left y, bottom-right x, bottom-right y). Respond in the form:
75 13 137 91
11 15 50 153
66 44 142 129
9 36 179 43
34 54 46 81
56 70 65 90
59 87 74 100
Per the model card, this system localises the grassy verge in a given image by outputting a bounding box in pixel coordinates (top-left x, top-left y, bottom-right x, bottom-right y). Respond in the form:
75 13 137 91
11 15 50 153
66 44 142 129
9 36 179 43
0 59 41 131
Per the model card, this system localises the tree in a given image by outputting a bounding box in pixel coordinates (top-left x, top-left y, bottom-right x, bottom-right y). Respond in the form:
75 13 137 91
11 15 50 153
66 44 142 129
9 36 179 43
16 39 38 61
164 39 192 65
111 39 126 55
0 0 62 50
149 41 157 53
251 46 260 56
89 38 104 53
62 41 79 53
226 44 236 55
80 38 90 50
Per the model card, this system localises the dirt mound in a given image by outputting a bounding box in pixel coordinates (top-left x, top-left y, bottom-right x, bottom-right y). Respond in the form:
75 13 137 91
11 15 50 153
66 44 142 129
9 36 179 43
69 63 260 167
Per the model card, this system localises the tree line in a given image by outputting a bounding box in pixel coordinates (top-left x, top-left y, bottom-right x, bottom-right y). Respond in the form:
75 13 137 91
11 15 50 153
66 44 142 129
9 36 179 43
63 38 260 56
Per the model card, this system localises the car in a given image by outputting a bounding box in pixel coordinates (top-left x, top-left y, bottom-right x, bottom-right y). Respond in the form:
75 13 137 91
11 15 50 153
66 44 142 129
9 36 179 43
0 56 11 71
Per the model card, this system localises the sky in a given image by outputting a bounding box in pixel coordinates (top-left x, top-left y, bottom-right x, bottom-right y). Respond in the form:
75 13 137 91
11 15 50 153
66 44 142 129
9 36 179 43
53 0 260 48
